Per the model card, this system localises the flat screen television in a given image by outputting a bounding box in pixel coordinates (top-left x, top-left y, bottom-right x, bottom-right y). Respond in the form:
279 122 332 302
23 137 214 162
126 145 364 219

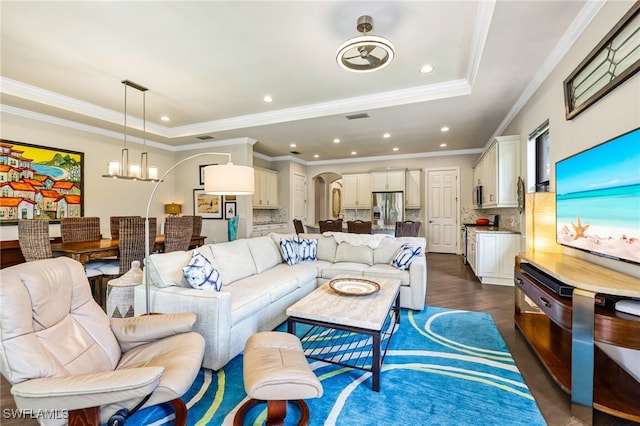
556 127 640 265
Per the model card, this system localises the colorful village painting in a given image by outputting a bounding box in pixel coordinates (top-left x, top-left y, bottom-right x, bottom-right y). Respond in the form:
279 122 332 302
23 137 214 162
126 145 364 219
0 140 83 224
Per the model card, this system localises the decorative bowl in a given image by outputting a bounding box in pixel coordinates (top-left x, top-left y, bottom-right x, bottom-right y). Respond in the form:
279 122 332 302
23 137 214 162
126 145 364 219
476 218 490 225
329 278 380 296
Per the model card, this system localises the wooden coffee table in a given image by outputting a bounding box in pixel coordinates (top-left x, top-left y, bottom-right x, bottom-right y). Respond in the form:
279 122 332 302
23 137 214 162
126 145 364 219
286 276 400 392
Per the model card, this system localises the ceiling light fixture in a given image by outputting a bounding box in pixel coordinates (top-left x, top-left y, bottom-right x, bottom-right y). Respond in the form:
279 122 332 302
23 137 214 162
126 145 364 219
336 15 394 73
441 126 450 132
314 154 319 158
351 151 357 155
290 143 297 148
420 65 434 74
440 143 447 147
383 133 391 138
160 115 170 122
393 147 399 151
263 95 274 103
103 80 158 181
333 138 340 143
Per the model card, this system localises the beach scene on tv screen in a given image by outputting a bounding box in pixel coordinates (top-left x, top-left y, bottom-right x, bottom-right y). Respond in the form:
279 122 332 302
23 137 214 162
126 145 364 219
556 129 640 264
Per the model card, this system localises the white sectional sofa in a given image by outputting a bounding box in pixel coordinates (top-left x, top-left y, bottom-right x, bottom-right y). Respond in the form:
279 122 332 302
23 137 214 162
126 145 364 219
134 232 427 370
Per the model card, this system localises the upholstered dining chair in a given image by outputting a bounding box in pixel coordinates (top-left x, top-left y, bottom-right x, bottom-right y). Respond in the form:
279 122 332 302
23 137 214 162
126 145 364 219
395 220 421 237
319 219 343 233
60 216 101 242
347 220 372 234
0 257 205 426
293 218 305 234
164 216 193 252
17 219 52 261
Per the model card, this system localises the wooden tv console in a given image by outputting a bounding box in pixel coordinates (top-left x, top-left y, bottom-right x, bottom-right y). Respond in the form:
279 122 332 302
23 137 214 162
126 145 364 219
514 252 640 423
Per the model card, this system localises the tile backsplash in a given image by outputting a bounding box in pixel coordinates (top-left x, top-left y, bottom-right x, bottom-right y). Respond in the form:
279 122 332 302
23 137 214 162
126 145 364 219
461 206 521 232
253 208 288 224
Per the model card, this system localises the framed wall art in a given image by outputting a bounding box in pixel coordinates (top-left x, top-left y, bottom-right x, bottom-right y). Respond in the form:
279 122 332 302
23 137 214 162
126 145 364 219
193 189 222 219
199 163 217 185
224 201 237 219
0 139 84 225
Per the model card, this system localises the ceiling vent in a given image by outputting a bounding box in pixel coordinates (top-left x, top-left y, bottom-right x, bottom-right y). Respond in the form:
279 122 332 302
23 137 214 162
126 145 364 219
345 113 370 120
196 135 214 140
290 151 301 155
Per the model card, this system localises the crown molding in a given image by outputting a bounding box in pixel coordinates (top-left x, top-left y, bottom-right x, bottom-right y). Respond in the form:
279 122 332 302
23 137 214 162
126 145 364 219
172 137 257 152
466 0 496 86
488 0 606 145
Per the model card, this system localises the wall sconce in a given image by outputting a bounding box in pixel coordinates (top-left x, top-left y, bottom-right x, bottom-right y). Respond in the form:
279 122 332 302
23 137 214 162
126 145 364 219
164 203 182 215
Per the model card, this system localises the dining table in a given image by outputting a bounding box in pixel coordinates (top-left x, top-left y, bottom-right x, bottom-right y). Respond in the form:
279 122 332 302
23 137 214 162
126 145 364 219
50 235 206 265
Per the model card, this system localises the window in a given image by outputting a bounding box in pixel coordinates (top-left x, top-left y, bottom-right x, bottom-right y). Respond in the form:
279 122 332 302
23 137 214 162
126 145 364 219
529 120 550 192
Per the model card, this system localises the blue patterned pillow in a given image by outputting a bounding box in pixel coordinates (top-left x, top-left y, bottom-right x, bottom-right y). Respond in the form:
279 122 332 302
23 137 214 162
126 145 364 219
391 243 423 270
279 238 300 266
183 252 222 291
296 238 318 261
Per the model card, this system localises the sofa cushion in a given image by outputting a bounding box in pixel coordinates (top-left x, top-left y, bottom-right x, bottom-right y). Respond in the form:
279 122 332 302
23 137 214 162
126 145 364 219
233 267 299 303
320 262 368 279
392 243 423 270
225 285 271 324
210 239 258 285
183 252 222 291
247 236 283 273
147 251 191 288
299 233 336 262
365 264 410 285
373 238 407 264
297 238 318 261
335 242 373 265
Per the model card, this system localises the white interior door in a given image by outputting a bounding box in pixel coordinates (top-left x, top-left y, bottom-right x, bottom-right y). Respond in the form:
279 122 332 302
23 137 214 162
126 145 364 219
426 168 459 253
293 174 307 225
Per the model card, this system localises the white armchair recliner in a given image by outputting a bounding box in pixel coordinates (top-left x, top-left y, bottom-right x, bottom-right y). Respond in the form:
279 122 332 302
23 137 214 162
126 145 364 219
0 257 205 425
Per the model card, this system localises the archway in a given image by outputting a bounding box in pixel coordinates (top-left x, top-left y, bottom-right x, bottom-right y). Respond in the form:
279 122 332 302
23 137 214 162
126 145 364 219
312 172 342 224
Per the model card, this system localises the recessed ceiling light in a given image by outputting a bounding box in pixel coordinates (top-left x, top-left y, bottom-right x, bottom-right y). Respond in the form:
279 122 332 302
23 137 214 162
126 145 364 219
351 151 357 155
383 133 391 138
314 154 319 158
420 65 434 74
334 138 340 143
441 126 449 132
290 143 296 148
392 147 399 151
263 95 274 103
440 143 447 147
160 115 170 122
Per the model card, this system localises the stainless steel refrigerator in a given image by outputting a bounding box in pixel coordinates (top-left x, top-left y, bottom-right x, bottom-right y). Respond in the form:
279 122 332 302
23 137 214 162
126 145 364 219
371 191 404 228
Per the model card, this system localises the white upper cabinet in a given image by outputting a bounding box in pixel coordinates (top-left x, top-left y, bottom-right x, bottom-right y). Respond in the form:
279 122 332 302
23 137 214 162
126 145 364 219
473 135 520 208
342 173 371 208
253 168 279 209
405 169 421 208
371 169 405 191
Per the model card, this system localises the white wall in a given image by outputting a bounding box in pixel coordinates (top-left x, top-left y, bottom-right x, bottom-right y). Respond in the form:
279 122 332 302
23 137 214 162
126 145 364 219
503 1 639 277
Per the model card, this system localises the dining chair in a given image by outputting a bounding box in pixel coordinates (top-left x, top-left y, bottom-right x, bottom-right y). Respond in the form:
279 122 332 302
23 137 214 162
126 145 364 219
110 215 140 239
293 219 305 234
164 216 194 252
347 220 372 234
97 217 157 277
395 220 421 237
61 216 101 242
190 215 203 237
319 219 343 233
18 219 104 304
17 219 52 261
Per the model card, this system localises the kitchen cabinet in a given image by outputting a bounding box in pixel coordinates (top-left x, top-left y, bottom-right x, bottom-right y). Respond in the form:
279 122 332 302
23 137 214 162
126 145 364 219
475 232 520 285
342 173 371 208
473 135 520 208
405 169 421 208
467 229 477 274
253 168 279 209
371 169 405 191
251 222 286 237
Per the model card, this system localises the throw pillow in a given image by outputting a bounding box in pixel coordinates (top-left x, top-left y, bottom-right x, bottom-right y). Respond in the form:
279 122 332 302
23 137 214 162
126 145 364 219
183 252 223 291
279 238 300 266
391 243 423 270
296 238 318 261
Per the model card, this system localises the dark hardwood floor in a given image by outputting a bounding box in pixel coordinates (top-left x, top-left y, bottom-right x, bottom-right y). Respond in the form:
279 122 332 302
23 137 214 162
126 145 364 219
1 253 637 425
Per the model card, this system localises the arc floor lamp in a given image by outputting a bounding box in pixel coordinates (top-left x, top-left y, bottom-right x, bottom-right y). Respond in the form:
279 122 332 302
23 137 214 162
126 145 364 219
144 153 254 314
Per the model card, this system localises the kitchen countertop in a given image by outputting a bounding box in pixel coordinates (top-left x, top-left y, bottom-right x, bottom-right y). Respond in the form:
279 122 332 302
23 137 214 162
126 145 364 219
473 226 520 234
253 222 287 225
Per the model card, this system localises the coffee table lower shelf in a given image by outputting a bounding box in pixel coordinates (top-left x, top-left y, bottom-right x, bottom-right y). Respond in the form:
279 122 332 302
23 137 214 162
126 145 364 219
287 307 399 392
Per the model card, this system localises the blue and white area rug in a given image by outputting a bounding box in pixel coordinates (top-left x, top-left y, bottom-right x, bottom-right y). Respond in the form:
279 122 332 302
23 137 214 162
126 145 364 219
130 306 546 425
